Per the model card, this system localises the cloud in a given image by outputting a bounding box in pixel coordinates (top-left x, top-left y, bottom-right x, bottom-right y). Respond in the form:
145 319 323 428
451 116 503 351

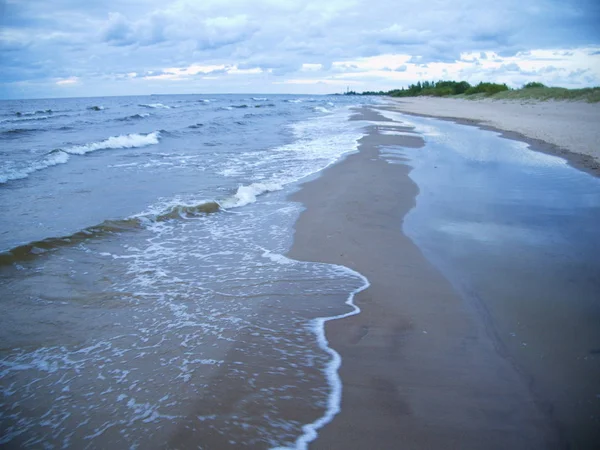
102 12 135 46
56 76 79 85
1 0 599 98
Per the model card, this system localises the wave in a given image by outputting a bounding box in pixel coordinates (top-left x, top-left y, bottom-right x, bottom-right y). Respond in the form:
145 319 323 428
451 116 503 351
153 201 220 221
220 182 283 208
116 113 150 122
0 200 219 266
1 115 52 124
87 106 105 111
187 123 203 129
15 109 52 117
313 106 332 113
63 132 160 155
0 181 282 265
0 150 70 184
232 104 249 109
254 103 276 108
0 128 41 138
251 97 268 101
139 103 170 109
0 217 145 266
285 99 303 103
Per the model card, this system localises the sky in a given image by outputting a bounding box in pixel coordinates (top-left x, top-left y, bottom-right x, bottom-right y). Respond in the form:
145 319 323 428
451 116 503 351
1 0 599 99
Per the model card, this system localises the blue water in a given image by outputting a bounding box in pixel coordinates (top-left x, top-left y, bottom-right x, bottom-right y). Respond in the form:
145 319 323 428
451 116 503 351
0 95 372 448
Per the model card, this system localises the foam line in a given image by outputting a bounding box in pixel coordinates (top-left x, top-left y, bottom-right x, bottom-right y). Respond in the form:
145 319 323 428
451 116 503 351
273 264 370 450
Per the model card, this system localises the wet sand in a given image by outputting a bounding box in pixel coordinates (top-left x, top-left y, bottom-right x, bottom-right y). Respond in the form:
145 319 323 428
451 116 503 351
288 108 562 449
387 97 600 176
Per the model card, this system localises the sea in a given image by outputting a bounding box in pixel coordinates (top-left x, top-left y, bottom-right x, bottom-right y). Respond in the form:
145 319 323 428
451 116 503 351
0 94 374 448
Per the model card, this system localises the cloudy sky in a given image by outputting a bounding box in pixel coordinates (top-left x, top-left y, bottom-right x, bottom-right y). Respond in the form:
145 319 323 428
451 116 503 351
1 0 599 99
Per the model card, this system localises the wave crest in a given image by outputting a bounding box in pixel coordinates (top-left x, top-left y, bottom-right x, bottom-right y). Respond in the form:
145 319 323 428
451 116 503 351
221 182 283 208
64 132 160 155
139 103 170 109
0 151 69 184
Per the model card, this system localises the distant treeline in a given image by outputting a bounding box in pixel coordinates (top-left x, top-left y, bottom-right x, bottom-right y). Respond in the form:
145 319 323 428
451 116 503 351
352 80 511 97
344 81 600 102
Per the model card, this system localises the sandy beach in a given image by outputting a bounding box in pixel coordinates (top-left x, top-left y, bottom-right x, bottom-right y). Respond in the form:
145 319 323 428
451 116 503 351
386 97 600 176
288 104 600 448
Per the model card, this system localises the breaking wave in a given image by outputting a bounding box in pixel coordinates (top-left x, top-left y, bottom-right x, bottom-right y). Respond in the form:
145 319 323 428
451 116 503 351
0 150 70 184
64 132 160 155
221 182 283 208
0 132 161 185
139 103 170 109
15 109 52 117
0 180 284 265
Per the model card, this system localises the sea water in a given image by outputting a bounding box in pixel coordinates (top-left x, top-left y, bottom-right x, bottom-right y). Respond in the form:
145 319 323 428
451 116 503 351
0 95 371 448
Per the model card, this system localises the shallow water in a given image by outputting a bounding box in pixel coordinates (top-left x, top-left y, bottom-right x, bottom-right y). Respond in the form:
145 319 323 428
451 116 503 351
376 108 600 448
0 95 371 448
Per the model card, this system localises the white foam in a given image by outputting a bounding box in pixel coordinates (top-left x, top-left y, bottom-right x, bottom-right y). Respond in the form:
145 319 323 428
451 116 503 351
0 151 70 184
64 132 160 155
252 97 268 101
0 115 52 124
379 129 417 137
261 249 294 265
221 182 283 208
139 103 170 109
273 266 370 450
313 106 332 114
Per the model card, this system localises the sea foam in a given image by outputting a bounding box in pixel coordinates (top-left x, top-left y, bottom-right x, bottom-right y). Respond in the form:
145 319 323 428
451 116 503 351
139 103 170 109
64 132 160 155
0 151 70 184
221 182 283 208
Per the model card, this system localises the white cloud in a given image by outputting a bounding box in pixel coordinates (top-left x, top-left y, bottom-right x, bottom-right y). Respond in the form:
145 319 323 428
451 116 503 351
301 63 324 72
56 77 80 85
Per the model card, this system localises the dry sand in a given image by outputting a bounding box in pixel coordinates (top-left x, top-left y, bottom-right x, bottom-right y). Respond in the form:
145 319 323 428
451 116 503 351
288 107 563 449
387 97 600 175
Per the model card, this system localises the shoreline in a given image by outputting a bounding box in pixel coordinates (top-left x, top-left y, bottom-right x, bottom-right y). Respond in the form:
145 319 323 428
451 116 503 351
385 97 600 177
287 107 561 449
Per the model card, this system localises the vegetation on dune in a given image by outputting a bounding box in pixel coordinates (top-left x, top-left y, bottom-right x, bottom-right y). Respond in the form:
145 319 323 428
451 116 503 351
491 86 600 103
345 80 600 103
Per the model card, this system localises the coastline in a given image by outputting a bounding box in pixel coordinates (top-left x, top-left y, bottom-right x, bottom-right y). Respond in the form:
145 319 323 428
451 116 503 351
385 97 600 177
287 107 562 449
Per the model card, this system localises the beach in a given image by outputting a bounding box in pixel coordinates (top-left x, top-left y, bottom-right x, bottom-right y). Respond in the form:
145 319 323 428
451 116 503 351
1 95 599 448
387 97 600 175
288 101 600 449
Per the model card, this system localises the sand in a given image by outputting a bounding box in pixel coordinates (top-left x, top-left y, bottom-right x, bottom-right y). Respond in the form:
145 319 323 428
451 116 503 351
387 97 600 175
288 107 563 449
